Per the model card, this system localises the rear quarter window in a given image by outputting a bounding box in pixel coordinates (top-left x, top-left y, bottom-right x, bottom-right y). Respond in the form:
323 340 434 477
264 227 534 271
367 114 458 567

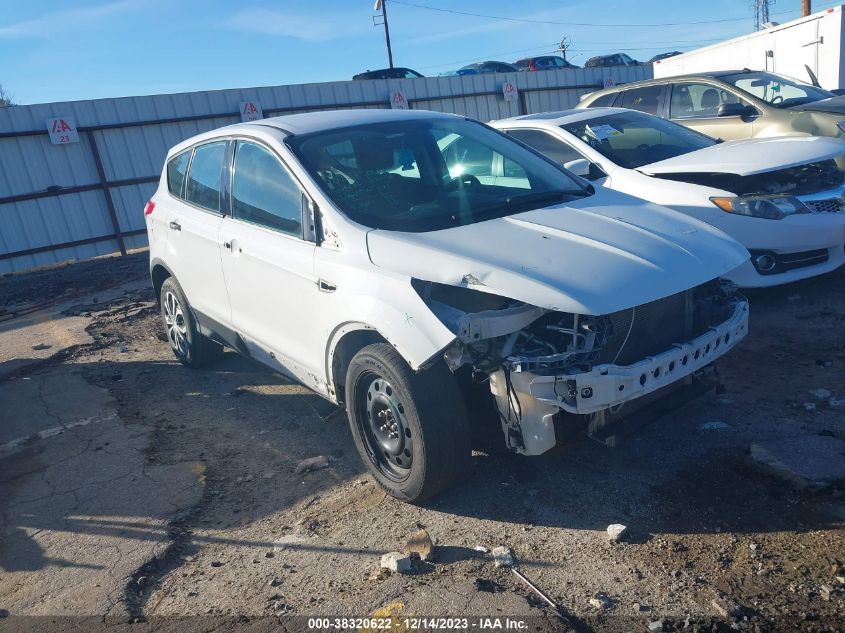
587 93 618 107
166 150 190 198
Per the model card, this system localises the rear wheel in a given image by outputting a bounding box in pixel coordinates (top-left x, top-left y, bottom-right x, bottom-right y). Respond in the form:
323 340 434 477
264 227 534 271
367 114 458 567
345 343 470 502
159 277 223 367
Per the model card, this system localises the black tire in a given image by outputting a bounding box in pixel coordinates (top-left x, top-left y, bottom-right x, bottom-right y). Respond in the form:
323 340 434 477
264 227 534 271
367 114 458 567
345 343 470 503
159 277 223 367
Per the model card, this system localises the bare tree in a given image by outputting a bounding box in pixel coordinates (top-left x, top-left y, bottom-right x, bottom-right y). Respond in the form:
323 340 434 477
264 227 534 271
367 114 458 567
0 84 14 107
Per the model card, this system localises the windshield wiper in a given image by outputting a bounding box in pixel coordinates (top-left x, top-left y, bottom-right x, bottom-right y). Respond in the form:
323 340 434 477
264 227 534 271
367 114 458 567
504 189 588 207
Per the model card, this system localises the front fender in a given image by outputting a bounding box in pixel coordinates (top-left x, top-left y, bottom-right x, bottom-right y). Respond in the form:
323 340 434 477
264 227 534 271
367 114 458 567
323 275 457 390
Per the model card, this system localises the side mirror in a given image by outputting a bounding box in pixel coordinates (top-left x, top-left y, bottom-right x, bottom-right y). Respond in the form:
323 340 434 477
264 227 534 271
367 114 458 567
717 103 755 118
563 158 591 177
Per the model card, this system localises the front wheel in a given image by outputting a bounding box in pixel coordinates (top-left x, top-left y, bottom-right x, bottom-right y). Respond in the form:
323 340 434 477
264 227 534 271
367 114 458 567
345 343 470 503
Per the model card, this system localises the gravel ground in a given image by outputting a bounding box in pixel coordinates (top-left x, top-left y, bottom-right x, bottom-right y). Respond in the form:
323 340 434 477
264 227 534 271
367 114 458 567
1 254 844 633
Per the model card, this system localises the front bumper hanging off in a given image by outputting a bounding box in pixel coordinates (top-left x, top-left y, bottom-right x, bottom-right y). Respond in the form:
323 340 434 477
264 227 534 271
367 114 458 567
489 298 749 455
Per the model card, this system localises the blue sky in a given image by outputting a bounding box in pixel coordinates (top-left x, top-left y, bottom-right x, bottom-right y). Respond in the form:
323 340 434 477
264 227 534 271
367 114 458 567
0 0 837 104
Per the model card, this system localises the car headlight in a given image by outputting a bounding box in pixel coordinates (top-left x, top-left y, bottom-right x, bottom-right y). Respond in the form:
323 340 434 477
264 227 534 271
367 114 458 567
710 195 809 220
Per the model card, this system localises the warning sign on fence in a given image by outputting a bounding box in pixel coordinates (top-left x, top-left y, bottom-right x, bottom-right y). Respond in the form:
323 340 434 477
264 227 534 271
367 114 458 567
46 117 79 145
389 90 408 110
239 101 263 122
502 81 518 102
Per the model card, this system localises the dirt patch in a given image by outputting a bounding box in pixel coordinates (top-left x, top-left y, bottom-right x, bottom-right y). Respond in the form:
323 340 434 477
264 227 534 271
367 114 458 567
1 257 844 632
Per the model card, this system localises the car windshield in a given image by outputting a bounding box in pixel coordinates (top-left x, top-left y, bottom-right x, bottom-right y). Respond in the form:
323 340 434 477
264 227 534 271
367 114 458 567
560 111 717 169
720 71 834 108
287 118 590 232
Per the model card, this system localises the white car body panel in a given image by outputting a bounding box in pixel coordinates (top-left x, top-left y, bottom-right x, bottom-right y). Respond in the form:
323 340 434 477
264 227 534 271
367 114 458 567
638 136 845 176
492 107 845 287
147 108 751 460
367 188 748 315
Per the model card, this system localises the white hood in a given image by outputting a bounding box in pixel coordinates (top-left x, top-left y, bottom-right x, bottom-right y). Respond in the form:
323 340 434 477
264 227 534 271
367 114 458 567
638 136 845 177
366 188 749 316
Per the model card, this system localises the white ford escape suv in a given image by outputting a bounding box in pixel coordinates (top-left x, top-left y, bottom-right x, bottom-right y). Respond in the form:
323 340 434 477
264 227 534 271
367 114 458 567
145 109 750 502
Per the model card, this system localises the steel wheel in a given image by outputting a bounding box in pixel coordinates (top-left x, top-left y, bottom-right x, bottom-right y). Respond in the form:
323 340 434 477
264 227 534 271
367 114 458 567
163 290 188 358
356 372 413 482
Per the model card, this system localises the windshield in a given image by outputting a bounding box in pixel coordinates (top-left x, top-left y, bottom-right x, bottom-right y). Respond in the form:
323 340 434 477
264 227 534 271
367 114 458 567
720 71 834 108
560 111 717 169
287 118 590 232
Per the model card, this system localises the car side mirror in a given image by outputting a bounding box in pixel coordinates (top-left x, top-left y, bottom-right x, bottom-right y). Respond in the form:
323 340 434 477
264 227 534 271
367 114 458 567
717 103 755 118
563 158 591 177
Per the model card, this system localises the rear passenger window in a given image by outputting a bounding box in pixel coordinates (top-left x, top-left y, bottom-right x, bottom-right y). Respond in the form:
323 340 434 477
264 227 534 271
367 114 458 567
185 142 227 212
506 129 585 165
617 85 663 115
232 141 303 237
167 151 190 198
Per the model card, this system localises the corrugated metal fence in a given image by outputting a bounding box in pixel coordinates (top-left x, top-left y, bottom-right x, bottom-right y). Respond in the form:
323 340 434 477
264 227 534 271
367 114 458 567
0 65 652 274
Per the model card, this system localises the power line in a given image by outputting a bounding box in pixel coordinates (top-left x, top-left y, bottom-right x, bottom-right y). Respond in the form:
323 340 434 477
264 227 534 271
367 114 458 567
390 0 761 27
390 0 827 28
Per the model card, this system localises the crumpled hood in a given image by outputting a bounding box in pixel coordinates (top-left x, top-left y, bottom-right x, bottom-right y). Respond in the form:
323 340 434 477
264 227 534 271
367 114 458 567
366 187 749 315
638 136 845 177
789 95 845 115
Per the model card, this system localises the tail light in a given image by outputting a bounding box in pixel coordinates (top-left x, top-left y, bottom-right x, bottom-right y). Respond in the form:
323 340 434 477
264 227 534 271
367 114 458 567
144 201 156 216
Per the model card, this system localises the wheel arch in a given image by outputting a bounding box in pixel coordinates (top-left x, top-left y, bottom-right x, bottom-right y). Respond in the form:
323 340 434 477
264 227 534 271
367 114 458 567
325 323 390 403
150 258 175 304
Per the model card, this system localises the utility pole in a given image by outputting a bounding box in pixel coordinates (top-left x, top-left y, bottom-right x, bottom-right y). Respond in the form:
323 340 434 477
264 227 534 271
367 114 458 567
557 37 571 62
753 0 772 30
802 0 812 16
374 0 394 69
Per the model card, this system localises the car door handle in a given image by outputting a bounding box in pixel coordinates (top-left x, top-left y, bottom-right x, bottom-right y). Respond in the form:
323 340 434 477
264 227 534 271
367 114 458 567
318 279 337 293
169 221 181 231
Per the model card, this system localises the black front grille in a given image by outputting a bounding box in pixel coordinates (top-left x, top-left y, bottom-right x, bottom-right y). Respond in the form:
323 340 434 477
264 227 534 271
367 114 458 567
804 198 844 213
596 289 691 366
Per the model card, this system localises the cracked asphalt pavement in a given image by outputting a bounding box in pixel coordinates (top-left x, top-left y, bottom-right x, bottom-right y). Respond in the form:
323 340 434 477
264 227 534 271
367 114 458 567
1 253 844 632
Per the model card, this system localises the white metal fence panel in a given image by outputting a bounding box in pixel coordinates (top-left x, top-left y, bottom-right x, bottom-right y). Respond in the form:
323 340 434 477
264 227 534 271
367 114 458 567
0 65 652 273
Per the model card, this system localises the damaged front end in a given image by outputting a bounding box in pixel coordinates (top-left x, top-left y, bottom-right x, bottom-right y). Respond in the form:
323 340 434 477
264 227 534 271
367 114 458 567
415 279 749 456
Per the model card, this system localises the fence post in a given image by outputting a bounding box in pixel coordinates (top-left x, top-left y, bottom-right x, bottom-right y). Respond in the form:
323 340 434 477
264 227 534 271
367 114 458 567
86 130 126 256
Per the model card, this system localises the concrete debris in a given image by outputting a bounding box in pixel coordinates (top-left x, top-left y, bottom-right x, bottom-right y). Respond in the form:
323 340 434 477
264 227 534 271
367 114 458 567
829 396 845 411
820 585 834 601
473 545 488 553
809 388 832 401
647 620 664 632
380 552 412 573
491 546 515 568
589 592 612 610
804 402 817 413
700 421 731 431
750 435 845 489
835 576 845 585
31 342 52 350
402 528 434 561
606 523 628 542
749 542 759 553
294 455 330 475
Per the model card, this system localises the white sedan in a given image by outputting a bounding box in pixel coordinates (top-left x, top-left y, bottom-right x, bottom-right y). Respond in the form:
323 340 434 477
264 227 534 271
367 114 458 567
490 108 845 287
